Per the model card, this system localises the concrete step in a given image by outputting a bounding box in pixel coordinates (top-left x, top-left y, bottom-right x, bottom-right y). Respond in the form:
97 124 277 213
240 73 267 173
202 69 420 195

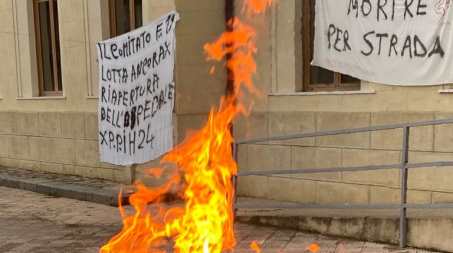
236 197 453 252
0 166 132 206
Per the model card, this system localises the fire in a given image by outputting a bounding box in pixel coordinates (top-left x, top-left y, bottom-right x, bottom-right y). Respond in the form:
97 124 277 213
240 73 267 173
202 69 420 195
100 1 273 253
250 241 262 253
243 0 274 15
306 243 320 253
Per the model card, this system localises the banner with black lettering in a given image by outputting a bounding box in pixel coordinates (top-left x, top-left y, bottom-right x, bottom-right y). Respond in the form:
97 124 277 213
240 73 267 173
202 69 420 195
313 0 453 85
97 11 179 165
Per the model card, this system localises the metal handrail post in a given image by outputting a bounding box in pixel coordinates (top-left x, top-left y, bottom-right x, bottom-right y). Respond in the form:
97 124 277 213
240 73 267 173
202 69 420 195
400 126 410 248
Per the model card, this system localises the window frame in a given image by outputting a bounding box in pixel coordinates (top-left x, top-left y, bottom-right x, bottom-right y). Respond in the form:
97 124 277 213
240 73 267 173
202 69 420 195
109 0 142 37
33 0 62 97
302 0 360 92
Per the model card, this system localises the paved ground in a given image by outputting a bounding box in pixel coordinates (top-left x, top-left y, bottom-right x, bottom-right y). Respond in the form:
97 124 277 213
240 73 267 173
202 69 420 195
0 187 439 253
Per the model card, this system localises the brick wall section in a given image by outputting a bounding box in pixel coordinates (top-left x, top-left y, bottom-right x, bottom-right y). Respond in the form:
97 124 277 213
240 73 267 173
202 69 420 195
0 111 130 183
236 111 453 205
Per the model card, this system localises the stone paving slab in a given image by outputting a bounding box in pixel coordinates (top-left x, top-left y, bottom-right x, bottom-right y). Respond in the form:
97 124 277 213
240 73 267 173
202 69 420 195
0 187 442 253
0 166 132 206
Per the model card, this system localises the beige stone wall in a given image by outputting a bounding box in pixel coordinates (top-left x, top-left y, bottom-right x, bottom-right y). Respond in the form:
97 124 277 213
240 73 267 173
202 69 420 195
237 111 453 204
0 0 114 180
234 0 453 204
0 110 131 182
174 0 226 130
134 0 227 181
0 0 227 183
0 0 108 112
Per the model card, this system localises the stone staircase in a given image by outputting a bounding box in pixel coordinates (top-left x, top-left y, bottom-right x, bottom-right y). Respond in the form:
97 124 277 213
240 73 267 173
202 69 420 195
236 197 453 252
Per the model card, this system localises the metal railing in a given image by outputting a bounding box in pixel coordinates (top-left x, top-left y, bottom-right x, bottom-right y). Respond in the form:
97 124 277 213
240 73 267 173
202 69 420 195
232 117 453 248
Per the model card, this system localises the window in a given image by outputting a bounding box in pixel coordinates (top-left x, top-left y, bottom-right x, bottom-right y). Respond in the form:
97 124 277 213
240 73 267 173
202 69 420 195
33 0 62 96
302 0 360 92
109 0 143 37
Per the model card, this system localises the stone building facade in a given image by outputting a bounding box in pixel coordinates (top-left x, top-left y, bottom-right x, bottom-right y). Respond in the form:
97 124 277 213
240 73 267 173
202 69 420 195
234 0 453 205
1 0 453 206
0 0 226 183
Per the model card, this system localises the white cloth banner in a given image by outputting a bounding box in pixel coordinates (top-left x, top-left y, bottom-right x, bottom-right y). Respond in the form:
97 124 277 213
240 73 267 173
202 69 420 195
97 11 179 166
313 0 453 85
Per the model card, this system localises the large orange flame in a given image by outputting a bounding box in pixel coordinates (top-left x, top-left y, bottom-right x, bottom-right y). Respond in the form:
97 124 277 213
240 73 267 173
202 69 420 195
100 1 273 252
